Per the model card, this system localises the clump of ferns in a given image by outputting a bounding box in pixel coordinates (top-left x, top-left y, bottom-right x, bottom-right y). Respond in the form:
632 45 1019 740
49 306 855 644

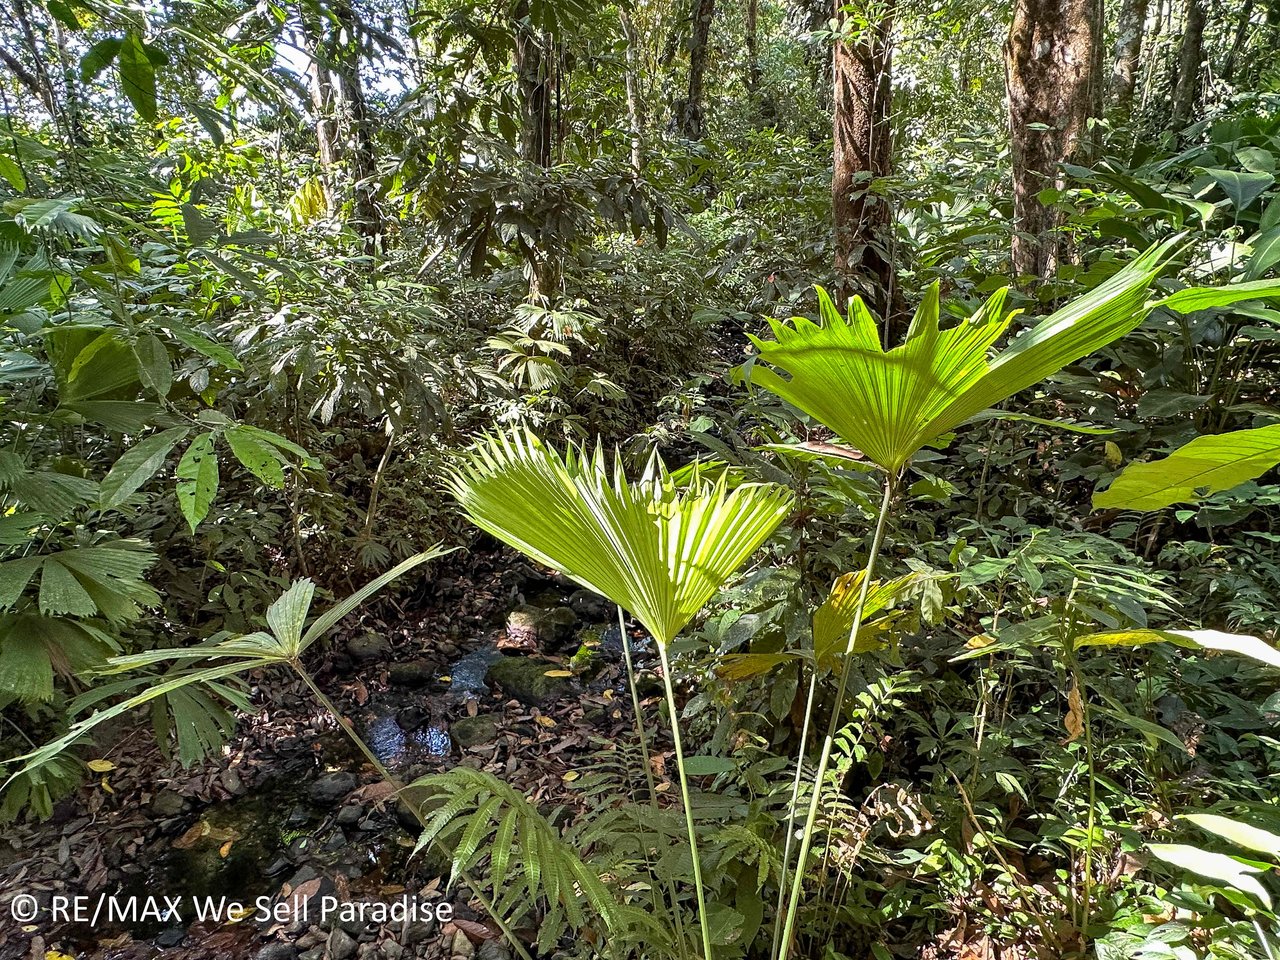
409 767 667 956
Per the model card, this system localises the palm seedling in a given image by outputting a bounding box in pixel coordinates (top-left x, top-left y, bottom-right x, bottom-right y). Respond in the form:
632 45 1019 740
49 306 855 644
747 237 1280 959
444 428 795 959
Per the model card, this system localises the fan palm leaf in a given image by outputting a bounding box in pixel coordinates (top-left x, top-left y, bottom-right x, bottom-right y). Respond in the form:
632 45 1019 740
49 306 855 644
747 238 1184 471
444 428 794 646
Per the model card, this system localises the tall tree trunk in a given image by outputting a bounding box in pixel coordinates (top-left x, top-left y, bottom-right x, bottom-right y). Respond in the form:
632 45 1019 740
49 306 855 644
1170 0 1206 127
514 0 559 300
1110 0 1149 115
298 4 339 213
680 0 716 139
328 0 382 254
832 0 895 325
745 0 761 97
620 10 645 175
1221 0 1255 83
1004 0 1102 282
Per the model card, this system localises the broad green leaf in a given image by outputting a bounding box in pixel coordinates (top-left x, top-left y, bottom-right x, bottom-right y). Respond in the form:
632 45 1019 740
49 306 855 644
225 427 285 488
1152 278 1280 315
0 157 25 192
748 239 1180 470
0 628 55 702
176 432 219 533
118 32 157 122
812 571 920 667
0 557 43 608
79 37 122 83
164 322 241 370
1245 227 1280 281
715 652 802 680
1147 843 1271 908
445 429 793 645
680 756 737 776
180 203 218 245
1182 814 1280 859
1093 424 1280 510
1203 168 1275 212
99 426 189 510
132 334 171 397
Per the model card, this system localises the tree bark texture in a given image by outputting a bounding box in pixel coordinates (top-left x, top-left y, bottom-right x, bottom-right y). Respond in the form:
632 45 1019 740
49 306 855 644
1171 0 1206 127
832 1 895 323
680 0 716 139
1004 0 1102 281
513 0 560 300
1109 0 1148 115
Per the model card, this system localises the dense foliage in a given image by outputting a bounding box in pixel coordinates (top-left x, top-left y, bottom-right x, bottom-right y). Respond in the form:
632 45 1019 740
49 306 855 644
5 0 1280 958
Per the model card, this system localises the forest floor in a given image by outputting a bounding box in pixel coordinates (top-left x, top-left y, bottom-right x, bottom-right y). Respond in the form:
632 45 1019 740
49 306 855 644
0 555 665 960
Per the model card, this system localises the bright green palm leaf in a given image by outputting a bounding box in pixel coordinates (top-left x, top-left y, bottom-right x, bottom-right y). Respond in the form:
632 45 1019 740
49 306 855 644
748 238 1184 471
445 429 794 645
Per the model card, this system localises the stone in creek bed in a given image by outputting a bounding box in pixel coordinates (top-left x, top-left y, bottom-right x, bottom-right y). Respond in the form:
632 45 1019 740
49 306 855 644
327 926 358 957
486 655 573 706
450 715 498 748
396 705 427 731
255 944 299 960
347 633 390 663
151 789 186 817
155 928 185 948
308 772 358 806
503 604 576 649
388 660 434 686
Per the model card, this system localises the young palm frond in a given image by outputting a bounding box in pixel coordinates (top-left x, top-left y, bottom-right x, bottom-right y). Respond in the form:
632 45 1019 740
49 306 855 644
747 238 1190 472
445 428 794 960
444 428 794 647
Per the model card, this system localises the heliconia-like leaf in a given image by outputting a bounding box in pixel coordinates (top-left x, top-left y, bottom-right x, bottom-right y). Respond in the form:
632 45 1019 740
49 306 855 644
1075 627 1280 669
1181 814 1280 859
747 239 1182 471
1147 843 1272 908
1093 424 1280 511
445 429 793 646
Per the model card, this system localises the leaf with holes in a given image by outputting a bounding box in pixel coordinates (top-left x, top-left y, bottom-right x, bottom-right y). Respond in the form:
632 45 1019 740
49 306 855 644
176 432 219 533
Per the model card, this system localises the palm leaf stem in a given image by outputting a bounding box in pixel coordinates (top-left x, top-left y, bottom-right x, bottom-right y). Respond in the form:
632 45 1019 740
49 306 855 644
777 473 896 960
617 603 690 960
657 639 714 960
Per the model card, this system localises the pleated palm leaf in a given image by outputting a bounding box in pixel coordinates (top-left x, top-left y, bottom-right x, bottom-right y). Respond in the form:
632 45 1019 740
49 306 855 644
445 427 794 960
445 428 794 648
748 237 1187 472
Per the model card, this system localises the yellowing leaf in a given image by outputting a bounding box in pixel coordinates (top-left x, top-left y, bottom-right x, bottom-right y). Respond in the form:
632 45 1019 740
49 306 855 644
87 759 115 772
1064 680 1084 743
535 715 557 728
542 669 573 677
219 839 234 858
561 771 580 782
100 777 114 794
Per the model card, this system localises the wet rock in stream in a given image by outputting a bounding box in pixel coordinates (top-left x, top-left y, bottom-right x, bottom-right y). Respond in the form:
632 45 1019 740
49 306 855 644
486 655 573 706
450 715 498 748
503 604 576 650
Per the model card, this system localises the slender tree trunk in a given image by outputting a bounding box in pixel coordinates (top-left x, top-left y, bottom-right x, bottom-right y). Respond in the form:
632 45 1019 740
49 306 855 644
745 0 761 97
680 0 716 139
1004 0 1103 281
832 0 895 324
620 10 646 174
1171 0 1206 127
513 0 559 300
331 0 382 255
1221 0 1255 83
1109 0 1148 115
298 5 339 213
